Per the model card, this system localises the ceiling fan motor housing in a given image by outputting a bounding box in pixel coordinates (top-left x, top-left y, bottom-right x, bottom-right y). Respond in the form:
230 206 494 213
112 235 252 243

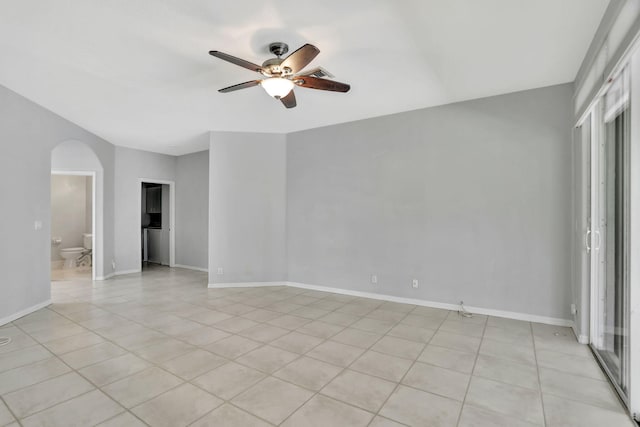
264 60 301 77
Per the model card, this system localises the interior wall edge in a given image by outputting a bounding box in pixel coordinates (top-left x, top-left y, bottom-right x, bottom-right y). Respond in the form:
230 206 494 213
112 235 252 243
0 299 52 327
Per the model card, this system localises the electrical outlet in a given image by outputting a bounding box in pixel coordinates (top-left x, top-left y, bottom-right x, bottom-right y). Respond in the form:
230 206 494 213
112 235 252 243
412 279 419 289
112 260 116 270
570 303 577 315
33 220 42 230
217 267 224 275
371 275 378 284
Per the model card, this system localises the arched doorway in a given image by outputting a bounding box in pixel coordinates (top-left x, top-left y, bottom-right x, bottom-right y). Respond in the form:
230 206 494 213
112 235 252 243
51 140 104 281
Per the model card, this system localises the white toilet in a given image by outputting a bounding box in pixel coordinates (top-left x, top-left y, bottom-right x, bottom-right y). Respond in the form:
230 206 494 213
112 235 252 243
60 233 92 269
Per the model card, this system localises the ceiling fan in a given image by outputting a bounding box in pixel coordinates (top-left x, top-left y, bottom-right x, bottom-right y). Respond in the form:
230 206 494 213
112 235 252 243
209 42 350 109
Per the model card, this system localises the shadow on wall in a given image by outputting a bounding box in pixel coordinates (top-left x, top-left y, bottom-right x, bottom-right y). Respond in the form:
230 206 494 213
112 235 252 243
51 140 104 280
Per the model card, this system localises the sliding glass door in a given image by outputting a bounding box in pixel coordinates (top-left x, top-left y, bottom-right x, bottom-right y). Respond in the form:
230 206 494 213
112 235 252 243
591 68 631 399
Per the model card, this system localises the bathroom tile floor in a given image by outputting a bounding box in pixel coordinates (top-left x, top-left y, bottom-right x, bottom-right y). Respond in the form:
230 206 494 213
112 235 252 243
0 266 634 426
50 266 92 282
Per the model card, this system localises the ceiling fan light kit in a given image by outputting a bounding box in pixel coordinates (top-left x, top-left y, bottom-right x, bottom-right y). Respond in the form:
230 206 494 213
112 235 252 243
261 77 294 98
209 42 350 108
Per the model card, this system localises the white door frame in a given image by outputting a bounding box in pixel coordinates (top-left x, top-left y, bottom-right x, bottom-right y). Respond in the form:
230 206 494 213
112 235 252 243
572 114 592 345
587 65 638 420
628 48 640 422
51 170 97 281
589 103 605 350
579 42 640 424
137 178 175 271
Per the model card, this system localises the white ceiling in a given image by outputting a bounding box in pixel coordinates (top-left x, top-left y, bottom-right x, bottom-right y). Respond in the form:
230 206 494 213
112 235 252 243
0 0 609 155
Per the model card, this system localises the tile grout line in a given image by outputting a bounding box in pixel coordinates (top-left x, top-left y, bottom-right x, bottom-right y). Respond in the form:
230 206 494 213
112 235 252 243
9 321 146 426
103 285 366 426
362 308 446 426
77 286 624 422
276 304 397 426
9 300 220 424
273 303 387 426
531 321 548 427
207 287 365 425
6 269 612 426
219 310 439 423
373 310 485 425
454 312 488 427
0 394 23 427
10 291 454 427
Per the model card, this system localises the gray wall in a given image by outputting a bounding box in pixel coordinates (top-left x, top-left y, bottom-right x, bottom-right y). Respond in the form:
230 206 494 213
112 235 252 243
114 147 209 272
114 146 176 273
287 84 573 320
160 184 171 265
0 84 116 322
0 79 573 324
208 132 287 284
85 176 93 234
176 151 209 270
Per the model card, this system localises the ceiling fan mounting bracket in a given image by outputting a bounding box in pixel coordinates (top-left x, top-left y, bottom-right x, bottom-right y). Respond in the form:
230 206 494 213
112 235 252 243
269 42 289 57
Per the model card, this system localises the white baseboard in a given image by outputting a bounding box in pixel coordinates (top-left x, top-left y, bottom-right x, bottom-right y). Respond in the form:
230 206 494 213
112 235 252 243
100 265 206 280
207 280 573 328
174 264 208 273
96 272 115 280
208 281 288 289
571 324 590 344
576 335 589 344
285 282 573 327
103 265 207 279
114 269 141 276
0 299 53 327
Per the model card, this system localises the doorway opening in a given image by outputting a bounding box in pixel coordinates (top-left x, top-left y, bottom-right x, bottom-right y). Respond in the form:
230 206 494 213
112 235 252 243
50 171 96 281
139 179 175 271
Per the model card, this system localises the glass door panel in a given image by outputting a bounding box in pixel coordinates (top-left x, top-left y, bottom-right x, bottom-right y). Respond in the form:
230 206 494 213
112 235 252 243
592 68 630 398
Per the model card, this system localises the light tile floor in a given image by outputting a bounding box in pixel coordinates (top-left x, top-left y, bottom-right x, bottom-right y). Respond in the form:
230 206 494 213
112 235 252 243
50 266 91 282
0 266 634 426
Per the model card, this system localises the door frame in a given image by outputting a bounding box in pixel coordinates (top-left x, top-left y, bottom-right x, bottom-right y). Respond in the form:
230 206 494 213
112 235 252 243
572 115 592 345
586 65 639 417
51 170 97 281
589 95 632 405
589 103 605 351
628 49 640 422
578 41 640 424
137 178 175 271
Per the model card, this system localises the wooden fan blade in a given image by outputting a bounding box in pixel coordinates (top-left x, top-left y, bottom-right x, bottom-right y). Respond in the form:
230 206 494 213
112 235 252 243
280 44 320 74
209 51 263 73
218 80 261 93
294 76 350 92
280 90 297 109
